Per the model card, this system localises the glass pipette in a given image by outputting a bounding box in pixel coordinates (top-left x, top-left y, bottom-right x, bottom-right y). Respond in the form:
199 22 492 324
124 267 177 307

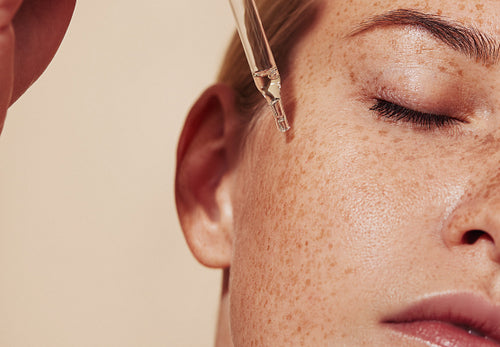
228 0 290 132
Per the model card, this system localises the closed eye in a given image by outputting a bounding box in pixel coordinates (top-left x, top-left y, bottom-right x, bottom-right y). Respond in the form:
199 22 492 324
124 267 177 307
370 99 466 130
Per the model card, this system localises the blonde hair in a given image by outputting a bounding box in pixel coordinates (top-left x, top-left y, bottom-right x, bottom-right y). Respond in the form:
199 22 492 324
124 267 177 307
217 0 317 126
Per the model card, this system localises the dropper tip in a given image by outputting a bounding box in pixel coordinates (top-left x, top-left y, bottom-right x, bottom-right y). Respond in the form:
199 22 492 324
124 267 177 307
276 117 291 132
270 99 290 132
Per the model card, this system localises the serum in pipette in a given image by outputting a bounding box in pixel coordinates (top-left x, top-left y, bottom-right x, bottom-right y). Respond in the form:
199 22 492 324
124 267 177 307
253 67 290 132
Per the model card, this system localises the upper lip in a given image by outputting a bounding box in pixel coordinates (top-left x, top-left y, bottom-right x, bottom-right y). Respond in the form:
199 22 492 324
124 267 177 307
383 293 500 343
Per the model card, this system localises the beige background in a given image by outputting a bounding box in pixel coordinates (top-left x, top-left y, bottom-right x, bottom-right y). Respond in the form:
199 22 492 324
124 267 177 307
0 1 233 346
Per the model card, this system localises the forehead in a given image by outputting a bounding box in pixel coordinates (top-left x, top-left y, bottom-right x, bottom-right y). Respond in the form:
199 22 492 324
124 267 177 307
311 0 500 39
281 0 500 97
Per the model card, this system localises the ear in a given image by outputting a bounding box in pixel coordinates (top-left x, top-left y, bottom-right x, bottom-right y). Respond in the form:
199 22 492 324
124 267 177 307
175 84 241 268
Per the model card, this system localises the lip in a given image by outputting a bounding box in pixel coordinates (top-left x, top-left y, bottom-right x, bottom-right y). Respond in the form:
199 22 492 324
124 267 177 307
383 293 500 347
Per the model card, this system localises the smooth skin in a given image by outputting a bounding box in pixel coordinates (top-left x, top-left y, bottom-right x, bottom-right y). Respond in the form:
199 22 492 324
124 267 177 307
0 0 76 134
177 0 500 345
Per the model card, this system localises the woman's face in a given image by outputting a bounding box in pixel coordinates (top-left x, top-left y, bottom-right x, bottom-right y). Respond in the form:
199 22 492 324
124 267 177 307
229 0 500 345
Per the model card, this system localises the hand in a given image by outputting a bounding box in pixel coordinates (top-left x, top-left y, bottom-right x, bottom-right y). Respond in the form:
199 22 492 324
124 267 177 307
0 0 76 135
0 0 22 135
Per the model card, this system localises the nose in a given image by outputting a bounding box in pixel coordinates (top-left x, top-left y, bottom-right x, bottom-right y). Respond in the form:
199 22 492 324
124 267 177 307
442 173 500 263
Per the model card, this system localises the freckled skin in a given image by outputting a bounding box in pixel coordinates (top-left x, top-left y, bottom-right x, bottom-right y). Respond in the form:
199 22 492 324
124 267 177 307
223 0 500 346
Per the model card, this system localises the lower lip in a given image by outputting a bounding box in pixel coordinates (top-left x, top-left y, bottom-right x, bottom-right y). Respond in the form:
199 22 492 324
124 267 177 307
387 321 499 347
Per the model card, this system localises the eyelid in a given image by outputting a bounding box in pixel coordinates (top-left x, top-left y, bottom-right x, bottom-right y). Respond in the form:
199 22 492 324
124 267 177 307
352 63 483 130
370 99 467 130
370 81 472 123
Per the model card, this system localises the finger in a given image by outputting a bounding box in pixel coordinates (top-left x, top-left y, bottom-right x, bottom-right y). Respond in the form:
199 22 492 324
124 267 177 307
0 0 19 133
0 0 22 28
11 0 76 104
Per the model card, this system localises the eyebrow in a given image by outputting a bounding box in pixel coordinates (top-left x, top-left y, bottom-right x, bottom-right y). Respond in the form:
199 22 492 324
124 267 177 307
349 9 500 66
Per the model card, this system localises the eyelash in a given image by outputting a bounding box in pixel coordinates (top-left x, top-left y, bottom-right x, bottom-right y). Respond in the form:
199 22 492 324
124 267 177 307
370 99 464 130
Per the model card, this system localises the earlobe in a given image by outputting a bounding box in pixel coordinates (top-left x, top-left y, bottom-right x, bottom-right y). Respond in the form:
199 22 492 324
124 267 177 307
175 84 239 269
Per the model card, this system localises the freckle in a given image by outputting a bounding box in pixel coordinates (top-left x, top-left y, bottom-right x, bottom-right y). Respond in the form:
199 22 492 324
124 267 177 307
393 137 403 143
438 65 447 73
476 4 484 10
436 9 442 15
328 243 333 250
361 135 369 141
457 69 463 77
344 268 354 275
482 134 495 145
349 71 357 83
379 129 388 136
305 279 311 286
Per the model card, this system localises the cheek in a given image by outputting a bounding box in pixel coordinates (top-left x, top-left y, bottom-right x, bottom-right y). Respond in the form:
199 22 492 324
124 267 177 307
228 105 472 344
229 128 349 345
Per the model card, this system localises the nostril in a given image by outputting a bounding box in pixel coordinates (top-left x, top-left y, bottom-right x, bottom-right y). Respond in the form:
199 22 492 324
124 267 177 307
462 230 494 245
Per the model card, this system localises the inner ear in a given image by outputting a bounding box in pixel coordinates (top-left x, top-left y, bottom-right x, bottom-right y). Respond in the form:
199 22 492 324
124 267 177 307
175 84 239 268
182 96 226 217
